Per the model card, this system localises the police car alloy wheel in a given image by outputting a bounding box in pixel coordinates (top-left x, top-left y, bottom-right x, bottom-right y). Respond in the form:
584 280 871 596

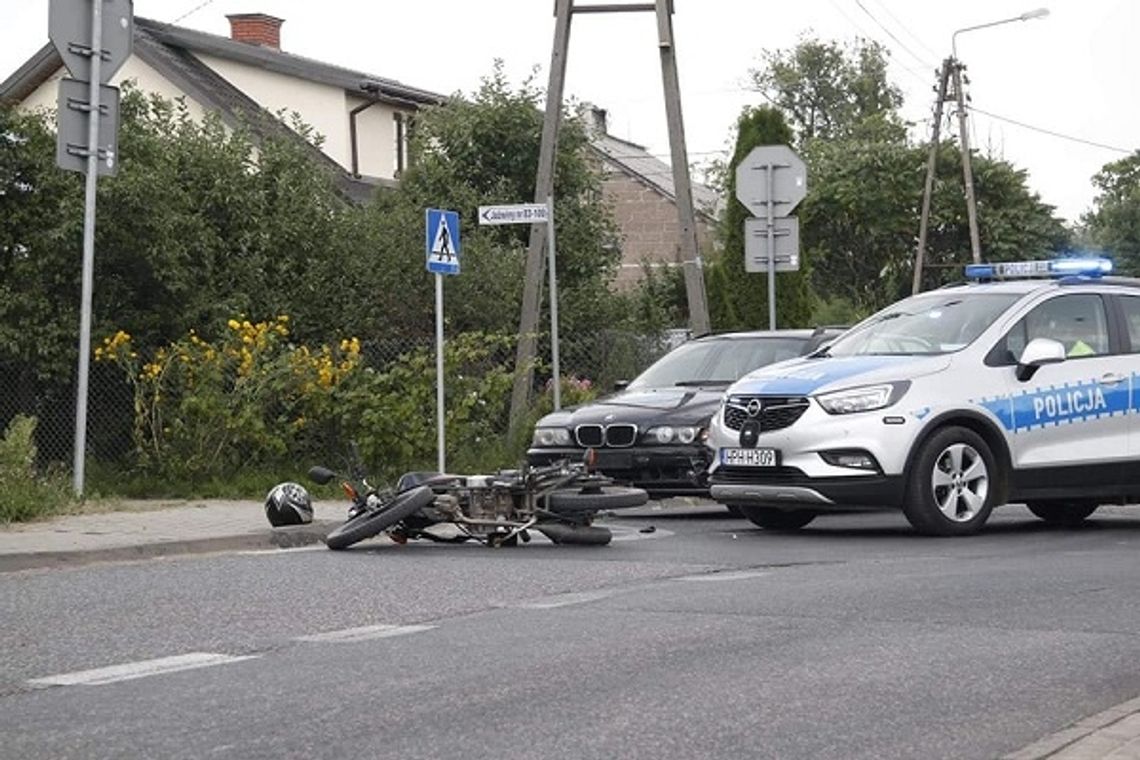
903 426 997 536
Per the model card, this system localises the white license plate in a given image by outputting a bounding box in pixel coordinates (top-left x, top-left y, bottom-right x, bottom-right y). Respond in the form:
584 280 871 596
720 448 778 467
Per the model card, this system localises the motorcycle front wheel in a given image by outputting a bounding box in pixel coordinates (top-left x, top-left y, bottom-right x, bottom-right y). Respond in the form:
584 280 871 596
325 486 435 551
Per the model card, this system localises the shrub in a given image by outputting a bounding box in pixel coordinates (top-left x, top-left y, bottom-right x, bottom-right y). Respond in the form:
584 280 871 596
0 415 73 522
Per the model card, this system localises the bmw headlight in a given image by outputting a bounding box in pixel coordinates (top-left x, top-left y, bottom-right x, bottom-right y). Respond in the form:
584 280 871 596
531 427 572 447
646 425 702 444
816 381 910 415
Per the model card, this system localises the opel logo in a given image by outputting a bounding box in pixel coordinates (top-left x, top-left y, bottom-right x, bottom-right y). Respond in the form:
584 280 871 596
746 399 763 417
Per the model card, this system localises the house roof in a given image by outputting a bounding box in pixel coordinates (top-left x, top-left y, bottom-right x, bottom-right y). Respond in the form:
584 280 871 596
589 132 720 222
0 16 446 202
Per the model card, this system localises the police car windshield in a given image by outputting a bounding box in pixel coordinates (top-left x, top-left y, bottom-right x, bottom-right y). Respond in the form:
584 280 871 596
825 293 1022 356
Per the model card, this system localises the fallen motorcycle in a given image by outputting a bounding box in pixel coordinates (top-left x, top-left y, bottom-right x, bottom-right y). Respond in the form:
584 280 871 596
308 450 648 550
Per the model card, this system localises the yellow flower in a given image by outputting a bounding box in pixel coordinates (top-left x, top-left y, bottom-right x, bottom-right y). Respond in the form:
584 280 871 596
228 319 241 330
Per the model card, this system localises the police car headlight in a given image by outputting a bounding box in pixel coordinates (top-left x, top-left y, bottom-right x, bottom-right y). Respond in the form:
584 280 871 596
817 382 910 415
532 427 572 447
646 425 701 445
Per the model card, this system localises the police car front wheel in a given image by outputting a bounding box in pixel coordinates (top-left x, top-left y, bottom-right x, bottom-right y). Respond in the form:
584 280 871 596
904 426 998 536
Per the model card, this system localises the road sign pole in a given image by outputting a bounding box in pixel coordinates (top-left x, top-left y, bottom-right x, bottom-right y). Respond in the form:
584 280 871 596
545 196 562 411
435 272 445 473
72 0 104 497
766 163 777 330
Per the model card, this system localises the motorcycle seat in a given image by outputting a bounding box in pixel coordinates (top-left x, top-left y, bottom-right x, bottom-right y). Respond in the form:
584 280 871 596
396 471 461 492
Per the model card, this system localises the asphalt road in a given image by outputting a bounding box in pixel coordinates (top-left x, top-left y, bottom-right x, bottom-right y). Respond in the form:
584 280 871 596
2 503 1140 759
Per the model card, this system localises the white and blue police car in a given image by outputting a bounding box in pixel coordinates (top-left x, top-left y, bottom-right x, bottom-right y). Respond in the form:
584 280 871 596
707 257 1140 536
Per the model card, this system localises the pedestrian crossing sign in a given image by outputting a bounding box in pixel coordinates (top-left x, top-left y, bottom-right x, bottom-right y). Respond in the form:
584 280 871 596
425 208 460 275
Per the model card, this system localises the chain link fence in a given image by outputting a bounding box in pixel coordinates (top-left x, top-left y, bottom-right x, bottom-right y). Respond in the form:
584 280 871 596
1 328 681 477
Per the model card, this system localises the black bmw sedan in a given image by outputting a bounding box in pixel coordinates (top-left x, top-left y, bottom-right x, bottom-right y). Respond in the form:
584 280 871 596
527 328 842 498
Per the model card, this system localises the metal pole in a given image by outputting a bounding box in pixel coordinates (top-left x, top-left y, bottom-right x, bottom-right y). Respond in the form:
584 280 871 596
73 0 104 497
913 60 951 294
766 163 776 330
952 61 982 264
545 195 561 411
435 272 445 473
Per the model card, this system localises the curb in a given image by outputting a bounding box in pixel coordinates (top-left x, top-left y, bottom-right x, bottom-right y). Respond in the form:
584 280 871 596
0 521 337 574
1004 697 1140 759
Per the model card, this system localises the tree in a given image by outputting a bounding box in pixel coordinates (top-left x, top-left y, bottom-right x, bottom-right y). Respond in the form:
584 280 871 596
750 36 905 145
1083 150 1140 275
705 107 813 330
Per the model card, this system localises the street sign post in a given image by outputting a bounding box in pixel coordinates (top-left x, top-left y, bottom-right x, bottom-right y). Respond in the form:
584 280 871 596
425 208 461 472
56 78 120 176
51 0 134 497
744 217 800 273
477 198 563 410
49 0 134 84
735 145 808 330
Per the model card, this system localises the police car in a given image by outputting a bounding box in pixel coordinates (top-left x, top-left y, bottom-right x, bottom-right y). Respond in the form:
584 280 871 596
707 257 1140 536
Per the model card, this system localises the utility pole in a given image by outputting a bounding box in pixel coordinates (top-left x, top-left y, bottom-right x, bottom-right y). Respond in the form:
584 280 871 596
952 60 982 265
913 59 952 294
507 0 710 434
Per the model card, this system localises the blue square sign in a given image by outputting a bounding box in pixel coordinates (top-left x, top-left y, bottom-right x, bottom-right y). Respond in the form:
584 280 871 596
425 208 460 275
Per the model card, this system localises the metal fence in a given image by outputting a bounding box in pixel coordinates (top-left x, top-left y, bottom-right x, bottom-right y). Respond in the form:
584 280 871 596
0 328 679 473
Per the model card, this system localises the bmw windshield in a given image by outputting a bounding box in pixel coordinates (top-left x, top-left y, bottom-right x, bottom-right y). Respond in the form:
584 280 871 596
823 293 1022 356
629 336 808 389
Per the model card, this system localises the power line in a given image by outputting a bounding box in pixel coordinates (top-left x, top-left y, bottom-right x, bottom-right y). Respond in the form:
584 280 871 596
970 106 1134 154
172 0 218 25
866 0 942 61
826 0 933 86
854 0 936 71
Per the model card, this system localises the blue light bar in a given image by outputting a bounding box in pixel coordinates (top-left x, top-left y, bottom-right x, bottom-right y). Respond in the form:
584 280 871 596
964 257 1113 280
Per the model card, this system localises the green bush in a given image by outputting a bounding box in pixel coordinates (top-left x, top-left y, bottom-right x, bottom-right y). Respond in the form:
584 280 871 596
0 415 74 522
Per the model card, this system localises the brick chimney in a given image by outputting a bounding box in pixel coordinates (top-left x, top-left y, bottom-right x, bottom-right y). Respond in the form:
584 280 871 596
226 13 284 50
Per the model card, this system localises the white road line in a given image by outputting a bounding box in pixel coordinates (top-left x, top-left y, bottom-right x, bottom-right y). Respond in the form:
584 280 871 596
27 652 258 687
510 589 617 609
674 570 770 582
294 624 437 643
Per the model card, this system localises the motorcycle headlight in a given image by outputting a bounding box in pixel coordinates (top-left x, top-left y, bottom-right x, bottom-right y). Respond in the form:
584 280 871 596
816 381 910 415
647 425 701 444
532 427 572 447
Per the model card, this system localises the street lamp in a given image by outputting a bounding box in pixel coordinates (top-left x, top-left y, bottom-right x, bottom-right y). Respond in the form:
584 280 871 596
913 7 1049 293
953 7 1051 264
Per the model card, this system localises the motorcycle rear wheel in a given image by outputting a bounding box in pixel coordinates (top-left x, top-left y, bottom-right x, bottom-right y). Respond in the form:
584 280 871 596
546 486 648 513
325 486 434 550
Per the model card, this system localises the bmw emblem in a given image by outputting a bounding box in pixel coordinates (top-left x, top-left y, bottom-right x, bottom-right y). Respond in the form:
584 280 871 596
746 399 763 417
604 413 616 422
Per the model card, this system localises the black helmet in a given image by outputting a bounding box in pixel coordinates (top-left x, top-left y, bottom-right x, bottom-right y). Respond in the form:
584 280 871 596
265 482 313 527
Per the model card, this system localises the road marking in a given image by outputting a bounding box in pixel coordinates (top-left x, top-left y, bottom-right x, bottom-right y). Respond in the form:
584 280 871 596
294 624 436 643
510 589 617 609
236 546 327 557
674 570 770 582
27 652 258 687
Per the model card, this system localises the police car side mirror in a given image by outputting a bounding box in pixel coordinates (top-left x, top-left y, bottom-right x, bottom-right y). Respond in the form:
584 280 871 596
1015 338 1066 381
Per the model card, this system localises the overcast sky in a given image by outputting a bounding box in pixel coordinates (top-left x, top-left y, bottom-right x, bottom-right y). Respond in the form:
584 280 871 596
3 0 1136 225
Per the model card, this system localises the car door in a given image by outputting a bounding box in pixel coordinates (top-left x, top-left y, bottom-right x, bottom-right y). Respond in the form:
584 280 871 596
1116 293 1140 465
995 293 1131 482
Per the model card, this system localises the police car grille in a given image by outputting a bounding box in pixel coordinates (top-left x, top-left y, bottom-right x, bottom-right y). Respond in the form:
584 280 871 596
724 397 810 432
574 424 638 448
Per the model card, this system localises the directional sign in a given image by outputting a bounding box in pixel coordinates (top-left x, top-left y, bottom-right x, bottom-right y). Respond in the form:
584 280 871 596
735 145 807 217
478 203 550 226
425 208 460 275
744 217 800 273
49 0 135 85
56 78 120 176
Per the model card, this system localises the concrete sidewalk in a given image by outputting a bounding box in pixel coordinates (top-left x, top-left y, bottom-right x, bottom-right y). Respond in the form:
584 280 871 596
0 501 1138 758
